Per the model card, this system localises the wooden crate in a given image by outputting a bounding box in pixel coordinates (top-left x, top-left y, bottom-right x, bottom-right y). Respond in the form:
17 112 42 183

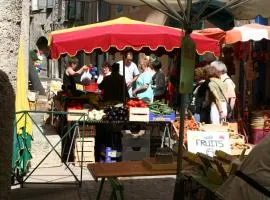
74 152 95 166
79 125 96 137
75 140 95 150
67 109 88 121
129 107 149 122
74 137 95 166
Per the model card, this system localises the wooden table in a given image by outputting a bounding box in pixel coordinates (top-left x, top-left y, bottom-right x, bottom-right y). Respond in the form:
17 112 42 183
88 161 178 200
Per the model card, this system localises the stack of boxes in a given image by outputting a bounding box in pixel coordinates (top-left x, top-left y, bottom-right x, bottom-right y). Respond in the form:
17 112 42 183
74 125 96 166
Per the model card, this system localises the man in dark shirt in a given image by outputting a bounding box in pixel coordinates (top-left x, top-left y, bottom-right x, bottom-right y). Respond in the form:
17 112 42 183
98 63 129 102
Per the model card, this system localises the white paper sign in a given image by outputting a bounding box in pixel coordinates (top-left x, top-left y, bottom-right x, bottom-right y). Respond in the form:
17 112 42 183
187 130 231 157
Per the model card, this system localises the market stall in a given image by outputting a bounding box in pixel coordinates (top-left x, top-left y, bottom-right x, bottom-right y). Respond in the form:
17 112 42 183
196 22 270 145
48 16 222 165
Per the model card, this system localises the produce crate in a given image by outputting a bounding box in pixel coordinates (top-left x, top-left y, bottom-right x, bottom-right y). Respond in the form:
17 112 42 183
79 125 96 137
67 109 88 121
122 147 150 161
74 151 95 167
149 111 176 122
150 136 162 157
231 143 254 156
122 130 150 148
75 137 95 149
83 83 98 93
129 107 149 122
74 137 95 166
122 130 150 161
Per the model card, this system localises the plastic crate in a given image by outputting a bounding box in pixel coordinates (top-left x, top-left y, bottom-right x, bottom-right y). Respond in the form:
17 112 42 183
149 111 176 122
122 147 150 161
122 130 150 148
83 83 98 93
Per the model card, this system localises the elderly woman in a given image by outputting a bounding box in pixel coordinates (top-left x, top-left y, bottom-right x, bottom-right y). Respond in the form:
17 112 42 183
132 58 154 103
211 60 236 120
204 66 228 124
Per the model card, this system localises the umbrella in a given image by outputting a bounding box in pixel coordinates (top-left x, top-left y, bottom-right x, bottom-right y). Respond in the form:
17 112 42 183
196 24 270 44
13 38 33 179
49 17 221 59
105 0 270 20
104 0 269 199
225 23 270 44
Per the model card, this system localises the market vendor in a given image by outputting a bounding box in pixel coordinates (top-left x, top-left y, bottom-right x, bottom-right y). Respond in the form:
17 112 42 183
118 51 140 97
62 57 88 96
97 61 111 84
98 62 129 102
216 134 270 200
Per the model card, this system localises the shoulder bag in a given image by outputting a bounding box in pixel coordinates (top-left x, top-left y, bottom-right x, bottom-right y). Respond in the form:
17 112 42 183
212 81 232 116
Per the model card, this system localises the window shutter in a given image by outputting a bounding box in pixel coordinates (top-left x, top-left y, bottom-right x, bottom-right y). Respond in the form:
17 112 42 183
31 0 39 11
38 0 46 10
47 0 54 9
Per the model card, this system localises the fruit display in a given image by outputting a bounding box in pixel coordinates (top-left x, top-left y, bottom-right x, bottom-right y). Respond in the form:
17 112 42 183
148 101 173 115
126 99 148 108
88 109 105 121
172 116 199 144
102 106 129 121
231 142 253 155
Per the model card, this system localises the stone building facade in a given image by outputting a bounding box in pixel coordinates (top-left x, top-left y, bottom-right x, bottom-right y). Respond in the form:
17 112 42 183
0 0 22 198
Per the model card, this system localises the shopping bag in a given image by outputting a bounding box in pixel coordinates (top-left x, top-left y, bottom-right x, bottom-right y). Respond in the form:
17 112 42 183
80 69 92 85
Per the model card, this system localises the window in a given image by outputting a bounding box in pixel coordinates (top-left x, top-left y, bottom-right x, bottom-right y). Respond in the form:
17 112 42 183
65 0 85 21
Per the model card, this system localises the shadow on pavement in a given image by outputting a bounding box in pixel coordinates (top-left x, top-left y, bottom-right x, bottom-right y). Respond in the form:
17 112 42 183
81 176 176 200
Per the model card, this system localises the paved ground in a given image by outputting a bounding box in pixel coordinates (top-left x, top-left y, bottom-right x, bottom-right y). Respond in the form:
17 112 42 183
11 112 177 200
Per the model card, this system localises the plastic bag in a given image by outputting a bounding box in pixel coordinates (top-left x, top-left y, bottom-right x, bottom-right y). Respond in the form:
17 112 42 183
80 69 92 85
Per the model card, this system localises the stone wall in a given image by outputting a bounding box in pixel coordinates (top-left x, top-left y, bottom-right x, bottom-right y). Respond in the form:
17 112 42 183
0 0 22 88
0 0 22 198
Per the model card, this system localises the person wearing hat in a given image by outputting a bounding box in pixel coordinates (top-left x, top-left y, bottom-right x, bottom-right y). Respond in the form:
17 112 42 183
211 60 236 120
98 63 129 102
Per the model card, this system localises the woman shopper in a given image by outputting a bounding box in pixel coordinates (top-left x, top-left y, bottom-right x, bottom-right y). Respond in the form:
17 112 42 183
132 58 154 103
189 67 208 123
204 66 228 124
151 60 166 101
62 57 88 96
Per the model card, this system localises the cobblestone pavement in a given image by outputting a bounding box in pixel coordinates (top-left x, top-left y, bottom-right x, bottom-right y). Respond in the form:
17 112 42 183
11 113 177 200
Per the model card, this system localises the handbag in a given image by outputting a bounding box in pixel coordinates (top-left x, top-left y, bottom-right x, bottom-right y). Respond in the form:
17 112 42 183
212 81 232 116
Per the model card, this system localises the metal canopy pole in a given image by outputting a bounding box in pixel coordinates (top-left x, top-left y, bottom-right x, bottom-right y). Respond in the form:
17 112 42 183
123 53 126 102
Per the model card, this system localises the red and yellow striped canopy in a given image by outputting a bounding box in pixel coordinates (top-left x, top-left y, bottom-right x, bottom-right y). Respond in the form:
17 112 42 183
49 17 221 59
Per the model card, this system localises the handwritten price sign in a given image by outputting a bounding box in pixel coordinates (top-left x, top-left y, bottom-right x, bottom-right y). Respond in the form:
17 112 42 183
187 130 231 157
